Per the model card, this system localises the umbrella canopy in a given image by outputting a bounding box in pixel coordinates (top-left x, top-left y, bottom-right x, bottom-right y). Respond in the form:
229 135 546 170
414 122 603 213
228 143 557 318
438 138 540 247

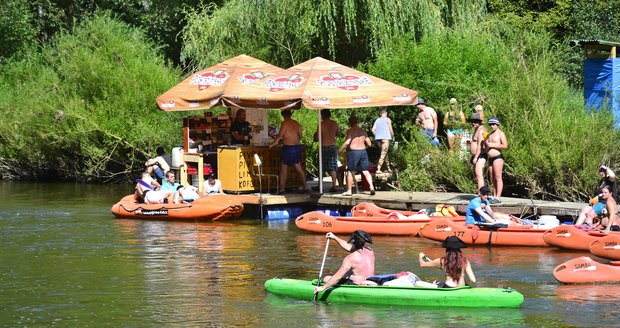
156 54 285 111
300 57 418 109
219 57 418 109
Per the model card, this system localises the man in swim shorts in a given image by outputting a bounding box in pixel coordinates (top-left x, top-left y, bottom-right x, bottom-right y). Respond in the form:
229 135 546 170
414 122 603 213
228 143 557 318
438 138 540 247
339 115 376 196
269 110 308 193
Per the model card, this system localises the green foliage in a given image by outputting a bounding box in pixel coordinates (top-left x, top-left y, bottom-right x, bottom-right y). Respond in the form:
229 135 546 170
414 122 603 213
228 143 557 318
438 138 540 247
180 0 486 68
367 21 620 201
0 1 38 60
0 12 183 181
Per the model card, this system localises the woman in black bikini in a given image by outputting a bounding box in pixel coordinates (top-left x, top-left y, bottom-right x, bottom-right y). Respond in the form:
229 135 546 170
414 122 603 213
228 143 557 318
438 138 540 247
418 236 476 288
468 113 487 190
485 117 508 204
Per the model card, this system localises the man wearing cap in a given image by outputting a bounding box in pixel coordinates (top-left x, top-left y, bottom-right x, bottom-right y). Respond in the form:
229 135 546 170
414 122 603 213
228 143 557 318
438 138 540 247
468 112 488 190
314 230 375 293
443 98 467 153
474 104 485 121
415 98 440 146
465 186 499 224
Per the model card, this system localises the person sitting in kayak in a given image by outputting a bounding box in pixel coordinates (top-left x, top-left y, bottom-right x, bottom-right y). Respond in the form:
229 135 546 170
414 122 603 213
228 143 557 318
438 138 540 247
465 185 500 224
142 189 175 204
575 164 617 228
177 184 200 203
598 186 619 232
417 236 476 288
314 230 375 293
134 171 161 203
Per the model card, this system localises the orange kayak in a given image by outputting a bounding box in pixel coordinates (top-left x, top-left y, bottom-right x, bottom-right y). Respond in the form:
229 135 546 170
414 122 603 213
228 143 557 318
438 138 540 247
590 235 620 260
295 211 465 236
553 256 620 284
350 202 459 218
542 225 619 251
111 194 244 221
419 218 549 247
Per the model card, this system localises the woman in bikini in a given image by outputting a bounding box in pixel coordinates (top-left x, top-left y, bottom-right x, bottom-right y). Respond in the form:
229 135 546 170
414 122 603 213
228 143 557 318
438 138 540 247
417 236 476 288
468 113 487 190
485 117 508 204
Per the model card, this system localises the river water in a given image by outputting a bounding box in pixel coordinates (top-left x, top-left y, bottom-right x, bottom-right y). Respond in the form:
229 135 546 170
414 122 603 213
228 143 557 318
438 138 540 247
1 182 618 327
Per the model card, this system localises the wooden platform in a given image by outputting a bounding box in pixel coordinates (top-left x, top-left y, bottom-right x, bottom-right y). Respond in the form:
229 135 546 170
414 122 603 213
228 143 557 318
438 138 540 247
235 190 583 217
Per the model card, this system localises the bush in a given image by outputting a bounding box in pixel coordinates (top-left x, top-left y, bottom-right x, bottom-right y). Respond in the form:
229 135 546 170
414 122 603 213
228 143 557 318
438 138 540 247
367 22 620 201
0 12 184 181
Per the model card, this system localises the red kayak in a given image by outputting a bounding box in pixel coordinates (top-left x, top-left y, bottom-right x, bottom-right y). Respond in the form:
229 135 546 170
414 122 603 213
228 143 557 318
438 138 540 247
350 202 459 218
542 225 620 251
553 256 620 284
590 235 620 260
111 194 244 221
295 211 465 236
419 218 549 247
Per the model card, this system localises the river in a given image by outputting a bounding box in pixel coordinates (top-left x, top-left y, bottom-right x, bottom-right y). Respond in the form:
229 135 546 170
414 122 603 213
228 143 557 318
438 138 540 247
1 181 618 327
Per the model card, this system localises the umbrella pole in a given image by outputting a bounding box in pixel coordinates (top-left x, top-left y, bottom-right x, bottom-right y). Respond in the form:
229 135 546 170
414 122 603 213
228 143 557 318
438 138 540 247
318 109 323 194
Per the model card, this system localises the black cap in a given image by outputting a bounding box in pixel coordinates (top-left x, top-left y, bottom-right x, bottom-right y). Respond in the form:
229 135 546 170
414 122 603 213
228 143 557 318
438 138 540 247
442 236 467 250
348 230 373 244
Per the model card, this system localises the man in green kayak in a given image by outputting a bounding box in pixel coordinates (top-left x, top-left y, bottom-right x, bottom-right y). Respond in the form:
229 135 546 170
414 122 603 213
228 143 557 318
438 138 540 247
314 230 375 293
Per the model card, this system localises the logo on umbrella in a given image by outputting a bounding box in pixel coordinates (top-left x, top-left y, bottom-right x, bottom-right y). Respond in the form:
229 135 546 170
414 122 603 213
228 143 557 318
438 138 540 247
263 73 305 92
317 72 373 90
238 70 269 85
190 69 230 91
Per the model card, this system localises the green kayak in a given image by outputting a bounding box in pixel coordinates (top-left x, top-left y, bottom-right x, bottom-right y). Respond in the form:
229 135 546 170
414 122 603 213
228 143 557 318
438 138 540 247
264 278 524 308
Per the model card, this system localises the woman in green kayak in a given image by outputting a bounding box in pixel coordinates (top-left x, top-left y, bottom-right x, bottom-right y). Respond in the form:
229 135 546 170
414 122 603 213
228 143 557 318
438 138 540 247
418 236 477 288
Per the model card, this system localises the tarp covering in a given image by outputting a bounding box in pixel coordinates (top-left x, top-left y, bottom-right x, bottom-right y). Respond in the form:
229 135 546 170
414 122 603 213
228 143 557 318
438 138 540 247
156 55 285 111
584 58 620 127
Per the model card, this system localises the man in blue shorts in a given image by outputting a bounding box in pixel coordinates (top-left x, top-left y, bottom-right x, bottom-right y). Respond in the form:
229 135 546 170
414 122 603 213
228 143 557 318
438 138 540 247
465 186 499 224
338 115 375 196
269 110 308 193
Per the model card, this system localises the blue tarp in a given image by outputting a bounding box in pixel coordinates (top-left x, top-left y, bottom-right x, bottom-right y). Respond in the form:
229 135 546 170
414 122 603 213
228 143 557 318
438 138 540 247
584 58 620 127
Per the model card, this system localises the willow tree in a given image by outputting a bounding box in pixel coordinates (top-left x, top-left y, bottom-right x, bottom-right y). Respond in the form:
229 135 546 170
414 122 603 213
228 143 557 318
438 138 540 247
180 0 487 68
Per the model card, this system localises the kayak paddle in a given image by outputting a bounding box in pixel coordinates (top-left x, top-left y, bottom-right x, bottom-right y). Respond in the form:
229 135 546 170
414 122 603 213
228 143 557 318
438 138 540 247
313 238 330 301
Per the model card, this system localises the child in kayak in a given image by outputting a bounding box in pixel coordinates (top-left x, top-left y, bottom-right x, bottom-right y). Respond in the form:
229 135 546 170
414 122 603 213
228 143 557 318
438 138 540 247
417 236 477 288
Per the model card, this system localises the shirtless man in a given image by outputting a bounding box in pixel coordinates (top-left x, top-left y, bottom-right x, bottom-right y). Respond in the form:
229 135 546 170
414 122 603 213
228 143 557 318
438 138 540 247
269 110 307 193
314 230 375 293
339 115 375 196
468 113 487 190
415 98 439 146
314 109 341 192
485 117 508 203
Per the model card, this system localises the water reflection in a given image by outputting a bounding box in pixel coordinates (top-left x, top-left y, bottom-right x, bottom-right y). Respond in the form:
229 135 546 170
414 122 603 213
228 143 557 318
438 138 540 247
3 182 620 327
555 284 620 304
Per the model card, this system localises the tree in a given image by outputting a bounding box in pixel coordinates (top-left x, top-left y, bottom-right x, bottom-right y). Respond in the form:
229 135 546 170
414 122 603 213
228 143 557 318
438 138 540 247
180 0 487 69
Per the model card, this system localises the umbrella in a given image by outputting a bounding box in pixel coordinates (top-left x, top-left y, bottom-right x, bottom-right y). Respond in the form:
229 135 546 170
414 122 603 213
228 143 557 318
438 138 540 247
156 54 285 111
248 57 418 192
